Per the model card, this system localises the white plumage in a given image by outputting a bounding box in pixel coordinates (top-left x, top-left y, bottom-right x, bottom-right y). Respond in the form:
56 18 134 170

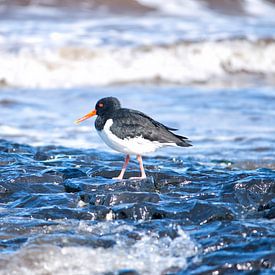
97 119 177 155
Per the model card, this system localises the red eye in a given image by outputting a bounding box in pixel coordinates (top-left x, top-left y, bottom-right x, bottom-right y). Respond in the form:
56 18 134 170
99 103 104 108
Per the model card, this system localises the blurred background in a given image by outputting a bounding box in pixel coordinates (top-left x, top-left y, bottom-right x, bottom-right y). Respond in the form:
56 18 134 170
0 0 275 163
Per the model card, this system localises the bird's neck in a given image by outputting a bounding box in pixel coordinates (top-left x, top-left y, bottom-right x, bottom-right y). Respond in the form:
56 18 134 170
95 114 112 131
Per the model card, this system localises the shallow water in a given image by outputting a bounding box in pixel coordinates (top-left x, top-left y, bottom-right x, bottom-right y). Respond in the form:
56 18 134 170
0 86 275 164
0 139 274 274
0 85 275 274
1 1 275 274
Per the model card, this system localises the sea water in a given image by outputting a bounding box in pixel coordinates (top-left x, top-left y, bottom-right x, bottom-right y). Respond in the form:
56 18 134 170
0 1 274 274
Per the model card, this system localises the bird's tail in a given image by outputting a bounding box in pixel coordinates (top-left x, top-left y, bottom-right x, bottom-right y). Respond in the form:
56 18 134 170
174 133 192 147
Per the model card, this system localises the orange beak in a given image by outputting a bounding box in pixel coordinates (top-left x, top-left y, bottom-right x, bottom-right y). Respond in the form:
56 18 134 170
75 109 97 124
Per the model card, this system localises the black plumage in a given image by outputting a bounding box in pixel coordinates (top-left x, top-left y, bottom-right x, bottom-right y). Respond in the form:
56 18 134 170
94 97 191 147
110 108 192 147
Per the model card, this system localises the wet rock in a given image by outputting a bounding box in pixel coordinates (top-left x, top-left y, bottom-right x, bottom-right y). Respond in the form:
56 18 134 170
187 249 275 274
1 139 275 274
117 269 139 275
78 191 92 203
4 174 63 185
125 231 142 241
262 207 275 219
258 198 275 211
7 193 77 208
110 178 156 192
0 185 8 194
44 168 86 180
64 177 156 194
64 179 84 193
0 237 28 251
26 205 110 220
91 167 146 179
90 192 160 206
61 168 86 179
0 182 64 204
33 151 50 161
27 234 116 249
232 173 275 208
112 203 164 220
161 266 182 275
258 199 275 219
188 201 235 224
0 139 35 154
150 171 190 186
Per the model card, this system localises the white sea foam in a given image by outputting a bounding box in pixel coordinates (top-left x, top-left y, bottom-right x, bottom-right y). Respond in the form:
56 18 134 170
1 0 274 92
0 222 198 275
1 39 275 88
138 0 275 17
244 0 275 17
138 0 210 16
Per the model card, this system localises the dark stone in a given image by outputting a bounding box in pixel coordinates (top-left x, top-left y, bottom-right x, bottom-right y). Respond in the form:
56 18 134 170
233 176 275 208
64 179 84 193
98 192 160 206
61 168 86 179
188 201 235 224
258 198 275 211
263 207 275 219
258 199 275 219
25 205 110 220
161 266 181 275
8 193 77 208
0 185 8 194
1 139 275 274
112 203 164 220
117 269 139 275
34 151 50 161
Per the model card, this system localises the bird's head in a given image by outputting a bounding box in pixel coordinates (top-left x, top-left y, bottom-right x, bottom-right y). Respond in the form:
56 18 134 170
75 97 121 124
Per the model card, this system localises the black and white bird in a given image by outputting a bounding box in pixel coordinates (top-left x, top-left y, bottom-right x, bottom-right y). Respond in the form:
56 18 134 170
75 97 191 179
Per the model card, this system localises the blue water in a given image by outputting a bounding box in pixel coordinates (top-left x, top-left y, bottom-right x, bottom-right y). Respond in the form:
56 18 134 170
0 1 275 274
0 85 275 274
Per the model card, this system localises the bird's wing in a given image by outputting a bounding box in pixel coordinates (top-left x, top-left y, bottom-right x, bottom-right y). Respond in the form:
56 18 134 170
111 108 191 146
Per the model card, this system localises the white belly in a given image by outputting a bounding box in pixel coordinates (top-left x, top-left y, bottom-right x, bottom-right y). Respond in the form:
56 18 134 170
97 119 176 155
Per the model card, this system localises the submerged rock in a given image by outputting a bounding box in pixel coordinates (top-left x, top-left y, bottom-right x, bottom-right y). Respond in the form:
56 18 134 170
0 139 274 274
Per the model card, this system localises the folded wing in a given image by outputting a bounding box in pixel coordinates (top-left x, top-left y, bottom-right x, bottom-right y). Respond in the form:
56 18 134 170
111 109 192 147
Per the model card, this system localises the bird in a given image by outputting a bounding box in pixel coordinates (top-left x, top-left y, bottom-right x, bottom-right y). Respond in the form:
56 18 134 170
75 97 191 180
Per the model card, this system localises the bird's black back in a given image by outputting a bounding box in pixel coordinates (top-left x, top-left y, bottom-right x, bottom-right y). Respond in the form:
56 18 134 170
110 108 192 147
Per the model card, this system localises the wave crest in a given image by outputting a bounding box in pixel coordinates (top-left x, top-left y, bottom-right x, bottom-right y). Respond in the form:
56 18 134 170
1 38 275 88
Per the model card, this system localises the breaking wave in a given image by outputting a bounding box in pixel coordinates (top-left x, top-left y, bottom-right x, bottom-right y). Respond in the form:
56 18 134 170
0 222 197 275
1 38 275 88
2 0 275 17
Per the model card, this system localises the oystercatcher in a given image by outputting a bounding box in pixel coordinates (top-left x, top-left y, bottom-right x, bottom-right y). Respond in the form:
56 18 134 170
75 97 191 179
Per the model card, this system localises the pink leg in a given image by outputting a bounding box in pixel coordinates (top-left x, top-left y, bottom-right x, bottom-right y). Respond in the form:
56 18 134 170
130 155 146 179
113 154 130 180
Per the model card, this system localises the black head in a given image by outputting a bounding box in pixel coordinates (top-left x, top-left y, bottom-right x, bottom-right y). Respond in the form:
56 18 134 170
95 97 121 117
75 97 121 124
